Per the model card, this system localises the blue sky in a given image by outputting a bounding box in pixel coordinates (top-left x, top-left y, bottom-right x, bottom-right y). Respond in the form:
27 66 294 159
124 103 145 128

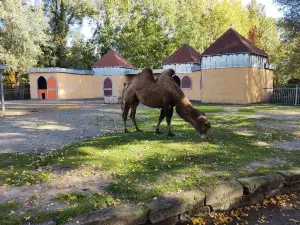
80 0 283 41
242 0 283 18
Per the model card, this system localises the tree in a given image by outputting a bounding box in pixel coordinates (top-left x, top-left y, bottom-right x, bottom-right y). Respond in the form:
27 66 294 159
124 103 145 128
273 0 300 83
61 32 96 69
274 0 300 37
246 0 279 61
43 0 97 67
0 0 49 86
117 0 177 68
89 0 280 69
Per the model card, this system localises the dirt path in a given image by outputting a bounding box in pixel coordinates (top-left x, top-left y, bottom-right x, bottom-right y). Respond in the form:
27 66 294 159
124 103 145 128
0 100 124 153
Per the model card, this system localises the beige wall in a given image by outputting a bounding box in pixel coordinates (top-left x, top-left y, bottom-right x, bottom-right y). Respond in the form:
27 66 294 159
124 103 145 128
29 68 273 103
57 74 84 99
29 72 136 99
93 75 135 98
202 68 248 104
176 71 201 101
246 68 274 104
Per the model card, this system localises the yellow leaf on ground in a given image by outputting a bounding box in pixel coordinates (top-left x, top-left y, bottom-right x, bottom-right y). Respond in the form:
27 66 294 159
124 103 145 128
289 219 300 223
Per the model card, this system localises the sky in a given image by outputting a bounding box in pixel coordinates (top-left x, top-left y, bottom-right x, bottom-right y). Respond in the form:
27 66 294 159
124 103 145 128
242 0 283 18
80 0 283 41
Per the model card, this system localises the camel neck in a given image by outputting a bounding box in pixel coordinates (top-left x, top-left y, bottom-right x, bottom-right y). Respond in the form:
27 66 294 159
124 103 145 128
175 97 194 122
177 96 193 108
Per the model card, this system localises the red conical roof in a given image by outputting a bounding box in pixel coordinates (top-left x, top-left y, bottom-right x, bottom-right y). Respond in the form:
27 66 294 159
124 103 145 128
162 43 202 65
202 28 267 57
92 50 136 69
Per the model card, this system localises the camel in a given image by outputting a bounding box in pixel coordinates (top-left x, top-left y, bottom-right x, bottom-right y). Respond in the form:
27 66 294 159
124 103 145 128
122 68 211 140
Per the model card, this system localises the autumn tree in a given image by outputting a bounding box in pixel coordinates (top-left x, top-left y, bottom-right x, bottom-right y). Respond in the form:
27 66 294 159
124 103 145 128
0 0 49 87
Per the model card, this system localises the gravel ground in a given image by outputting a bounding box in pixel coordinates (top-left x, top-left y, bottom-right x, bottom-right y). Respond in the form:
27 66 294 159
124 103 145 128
0 100 126 153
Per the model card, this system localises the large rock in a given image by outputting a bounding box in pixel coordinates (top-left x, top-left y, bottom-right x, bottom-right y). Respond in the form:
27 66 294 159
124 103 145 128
240 192 265 207
200 180 243 211
189 206 211 217
277 168 300 185
80 204 148 225
238 174 285 195
143 216 179 225
148 190 205 224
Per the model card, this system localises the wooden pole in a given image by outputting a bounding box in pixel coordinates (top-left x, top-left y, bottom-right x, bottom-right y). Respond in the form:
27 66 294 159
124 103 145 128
295 85 299 106
0 72 5 111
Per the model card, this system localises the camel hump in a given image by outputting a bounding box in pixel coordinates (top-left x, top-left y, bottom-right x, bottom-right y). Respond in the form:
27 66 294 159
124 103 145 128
136 68 155 82
156 68 176 83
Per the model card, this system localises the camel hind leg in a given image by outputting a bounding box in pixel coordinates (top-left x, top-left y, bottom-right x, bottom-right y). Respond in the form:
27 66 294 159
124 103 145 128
155 109 165 134
165 105 174 136
122 87 140 133
130 101 141 132
122 103 130 133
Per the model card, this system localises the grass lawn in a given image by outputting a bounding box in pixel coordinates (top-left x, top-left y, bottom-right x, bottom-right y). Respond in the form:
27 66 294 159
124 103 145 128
1 104 300 224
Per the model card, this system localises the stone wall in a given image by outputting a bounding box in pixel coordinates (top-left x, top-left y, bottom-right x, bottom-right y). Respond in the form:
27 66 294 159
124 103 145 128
65 168 300 225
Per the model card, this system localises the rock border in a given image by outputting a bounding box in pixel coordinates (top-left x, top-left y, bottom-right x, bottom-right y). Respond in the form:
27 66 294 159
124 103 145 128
61 168 300 225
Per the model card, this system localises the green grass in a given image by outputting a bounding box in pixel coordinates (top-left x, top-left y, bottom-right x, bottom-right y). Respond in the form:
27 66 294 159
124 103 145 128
1 105 300 224
0 201 24 225
30 192 120 224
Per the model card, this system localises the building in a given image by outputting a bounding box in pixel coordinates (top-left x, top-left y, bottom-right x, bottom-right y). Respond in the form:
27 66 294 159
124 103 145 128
200 27 274 104
28 28 275 104
29 50 137 100
162 43 202 101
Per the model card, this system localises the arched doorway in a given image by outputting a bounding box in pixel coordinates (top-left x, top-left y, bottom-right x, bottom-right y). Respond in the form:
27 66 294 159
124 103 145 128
47 77 57 99
181 76 192 89
103 78 113 97
37 76 47 99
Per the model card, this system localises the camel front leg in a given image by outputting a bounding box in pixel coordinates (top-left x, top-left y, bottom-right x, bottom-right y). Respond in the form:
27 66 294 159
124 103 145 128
165 105 174 136
122 104 130 133
155 109 165 134
130 102 142 132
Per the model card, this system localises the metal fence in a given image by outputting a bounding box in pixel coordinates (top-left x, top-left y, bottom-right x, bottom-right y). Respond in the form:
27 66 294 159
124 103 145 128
0 89 30 100
264 87 300 106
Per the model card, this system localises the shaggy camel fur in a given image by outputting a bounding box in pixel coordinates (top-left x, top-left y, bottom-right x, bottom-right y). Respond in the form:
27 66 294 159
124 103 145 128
122 68 211 139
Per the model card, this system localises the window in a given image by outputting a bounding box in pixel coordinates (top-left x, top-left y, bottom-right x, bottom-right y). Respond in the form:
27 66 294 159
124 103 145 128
181 76 192 89
103 78 113 96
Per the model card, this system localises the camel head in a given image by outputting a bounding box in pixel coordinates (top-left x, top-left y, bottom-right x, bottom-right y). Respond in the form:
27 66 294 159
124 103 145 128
176 103 211 141
190 107 211 141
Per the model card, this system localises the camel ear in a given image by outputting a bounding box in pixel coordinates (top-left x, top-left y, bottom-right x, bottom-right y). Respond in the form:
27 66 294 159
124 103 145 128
165 69 175 77
197 115 208 122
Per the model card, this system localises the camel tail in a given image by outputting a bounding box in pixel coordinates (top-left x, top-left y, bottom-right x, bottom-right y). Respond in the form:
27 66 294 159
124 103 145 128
120 84 127 112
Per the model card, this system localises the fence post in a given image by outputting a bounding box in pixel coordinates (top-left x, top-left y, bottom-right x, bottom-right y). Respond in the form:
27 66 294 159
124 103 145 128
296 86 299 106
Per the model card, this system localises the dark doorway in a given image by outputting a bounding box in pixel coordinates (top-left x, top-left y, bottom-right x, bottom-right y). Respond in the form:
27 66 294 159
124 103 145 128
38 76 47 89
42 93 46 99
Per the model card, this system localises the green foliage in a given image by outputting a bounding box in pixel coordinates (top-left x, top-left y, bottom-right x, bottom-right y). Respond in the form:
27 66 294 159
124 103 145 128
274 0 300 37
42 0 98 67
60 33 97 69
273 0 300 84
273 37 300 85
0 0 49 77
89 0 280 69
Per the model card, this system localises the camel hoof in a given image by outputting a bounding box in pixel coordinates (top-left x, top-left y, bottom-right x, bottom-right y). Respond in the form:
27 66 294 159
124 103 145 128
136 129 143 132
167 133 175 137
155 130 162 134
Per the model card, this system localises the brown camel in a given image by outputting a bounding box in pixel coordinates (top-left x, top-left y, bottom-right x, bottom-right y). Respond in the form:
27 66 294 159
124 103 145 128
122 68 211 140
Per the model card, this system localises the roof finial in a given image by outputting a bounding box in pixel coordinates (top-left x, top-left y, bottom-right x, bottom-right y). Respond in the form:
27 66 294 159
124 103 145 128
230 22 233 29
